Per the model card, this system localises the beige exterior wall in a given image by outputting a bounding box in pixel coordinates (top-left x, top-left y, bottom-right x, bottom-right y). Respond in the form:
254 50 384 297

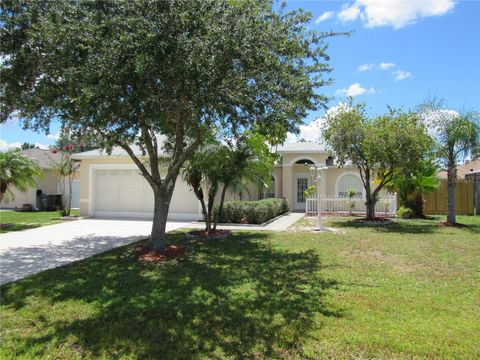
78 157 199 218
0 169 62 209
74 152 365 217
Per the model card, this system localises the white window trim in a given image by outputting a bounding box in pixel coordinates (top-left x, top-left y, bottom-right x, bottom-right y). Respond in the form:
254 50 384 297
335 171 364 197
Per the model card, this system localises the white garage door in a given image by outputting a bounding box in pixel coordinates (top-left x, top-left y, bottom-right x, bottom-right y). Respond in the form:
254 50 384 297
93 169 199 220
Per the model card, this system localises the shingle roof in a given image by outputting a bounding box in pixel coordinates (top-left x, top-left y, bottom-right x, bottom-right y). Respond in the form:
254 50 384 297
21 149 62 169
72 136 171 159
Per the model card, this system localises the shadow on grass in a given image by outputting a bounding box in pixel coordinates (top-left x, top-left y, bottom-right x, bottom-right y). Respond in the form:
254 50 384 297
329 217 480 235
0 223 41 233
1 232 342 359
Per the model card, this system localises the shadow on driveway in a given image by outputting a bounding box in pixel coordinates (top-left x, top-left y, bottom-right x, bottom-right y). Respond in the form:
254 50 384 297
1 234 146 285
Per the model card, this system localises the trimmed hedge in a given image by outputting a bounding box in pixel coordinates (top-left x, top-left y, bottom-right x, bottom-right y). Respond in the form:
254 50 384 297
213 198 289 224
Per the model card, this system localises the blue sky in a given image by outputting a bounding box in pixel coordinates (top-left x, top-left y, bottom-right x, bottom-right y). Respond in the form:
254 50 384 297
1 0 479 149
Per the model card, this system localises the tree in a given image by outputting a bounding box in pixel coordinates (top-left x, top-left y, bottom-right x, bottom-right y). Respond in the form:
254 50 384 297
50 145 80 216
420 102 479 224
21 142 37 150
0 149 43 203
1 0 339 249
183 133 274 233
386 158 439 218
323 103 434 220
55 128 102 153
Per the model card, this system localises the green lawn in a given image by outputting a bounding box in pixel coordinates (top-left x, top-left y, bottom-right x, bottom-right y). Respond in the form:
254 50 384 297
1 216 479 359
0 210 80 233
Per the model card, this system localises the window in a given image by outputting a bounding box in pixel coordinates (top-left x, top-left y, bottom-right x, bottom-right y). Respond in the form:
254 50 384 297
337 174 363 197
297 178 308 203
263 176 276 199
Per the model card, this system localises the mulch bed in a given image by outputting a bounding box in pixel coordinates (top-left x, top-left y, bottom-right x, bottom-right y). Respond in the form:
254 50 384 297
353 217 393 225
438 221 466 228
134 244 186 263
186 229 232 240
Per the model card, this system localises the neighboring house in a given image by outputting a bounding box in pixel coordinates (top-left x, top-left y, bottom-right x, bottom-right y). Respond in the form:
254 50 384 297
74 142 364 220
437 160 480 180
0 149 81 210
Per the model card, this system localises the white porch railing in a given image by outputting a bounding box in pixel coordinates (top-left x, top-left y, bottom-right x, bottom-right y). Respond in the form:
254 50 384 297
306 193 397 217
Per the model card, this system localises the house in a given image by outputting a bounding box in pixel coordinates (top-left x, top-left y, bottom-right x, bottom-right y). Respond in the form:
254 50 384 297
74 142 364 220
1 148 81 210
437 160 480 180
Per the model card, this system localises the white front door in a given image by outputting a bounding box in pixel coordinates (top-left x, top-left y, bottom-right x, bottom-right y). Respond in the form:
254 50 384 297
295 174 310 210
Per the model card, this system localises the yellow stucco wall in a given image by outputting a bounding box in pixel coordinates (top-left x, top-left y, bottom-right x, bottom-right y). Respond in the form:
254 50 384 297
0 169 63 208
75 153 366 216
78 157 199 217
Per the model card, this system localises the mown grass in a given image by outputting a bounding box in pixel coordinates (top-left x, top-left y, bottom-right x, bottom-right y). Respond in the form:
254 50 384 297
0 215 479 359
0 210 80 233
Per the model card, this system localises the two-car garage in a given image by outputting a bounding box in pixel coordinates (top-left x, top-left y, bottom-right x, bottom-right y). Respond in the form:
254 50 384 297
92 168 200 220
74 148 201 221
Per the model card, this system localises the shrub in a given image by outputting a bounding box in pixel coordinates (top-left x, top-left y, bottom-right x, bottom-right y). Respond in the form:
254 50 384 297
397 206 414 219
213 198 289 224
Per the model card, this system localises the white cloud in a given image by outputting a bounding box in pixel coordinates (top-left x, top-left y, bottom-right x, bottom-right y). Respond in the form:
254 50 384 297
0 139 49 152
336 0 455 29
45 132 60 140
335 83 376 97
358 63 374 72
379 62 396 70
286 119 325 143
286 104 352 143
0 140 22 152
393 70 412 81
315 11 334 24
35 142 49 150
338 4 361 22
420 109 459 139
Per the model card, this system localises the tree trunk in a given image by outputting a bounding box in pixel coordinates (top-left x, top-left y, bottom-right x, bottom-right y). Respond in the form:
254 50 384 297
149 186 175 250
364 173 376 220
447 159 457 224
205 185 217 233
365 195 376 220
213 183 229 231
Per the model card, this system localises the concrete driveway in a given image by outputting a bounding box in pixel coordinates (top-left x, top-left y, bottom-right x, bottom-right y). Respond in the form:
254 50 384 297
0 219 187 285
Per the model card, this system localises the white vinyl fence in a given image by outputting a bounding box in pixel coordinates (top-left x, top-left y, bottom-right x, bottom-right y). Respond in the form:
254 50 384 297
306 194 397 217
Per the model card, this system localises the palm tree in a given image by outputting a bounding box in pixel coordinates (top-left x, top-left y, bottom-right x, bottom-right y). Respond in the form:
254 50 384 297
421 102 479 224
0 149 43 203
442 113 479 223
183 133 274 233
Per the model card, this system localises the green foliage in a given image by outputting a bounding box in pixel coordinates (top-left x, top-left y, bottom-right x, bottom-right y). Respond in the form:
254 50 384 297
20 142 37 150
1 0 341 247
55 127 102 153
213 198 289 224
49 146 80 216
184 132 275 231
419 100 480 223
397 206 414 219
303 185 317 198
346 188 357 199
0 149 43 203
323 102 434 220
387 158 439 218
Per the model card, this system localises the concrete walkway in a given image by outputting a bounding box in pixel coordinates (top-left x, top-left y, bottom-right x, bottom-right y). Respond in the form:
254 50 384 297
0 219 187 285
183 212 305 231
